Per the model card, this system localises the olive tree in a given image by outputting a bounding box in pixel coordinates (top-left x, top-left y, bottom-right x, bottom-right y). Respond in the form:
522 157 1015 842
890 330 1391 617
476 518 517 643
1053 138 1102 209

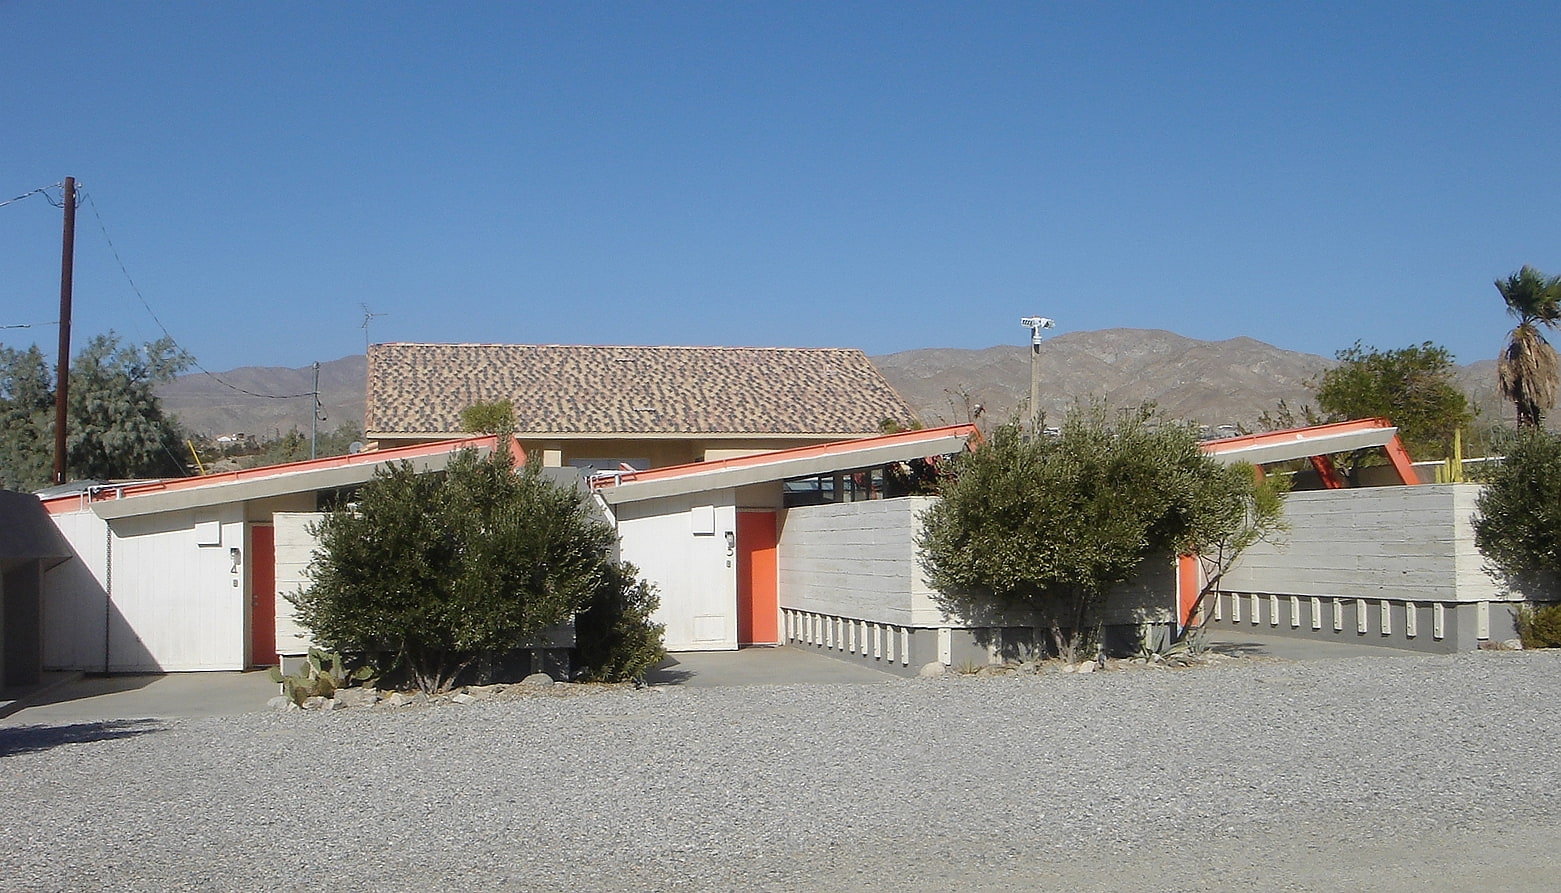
293 446 650 692
917 403 1283 660
1473 430 1561 595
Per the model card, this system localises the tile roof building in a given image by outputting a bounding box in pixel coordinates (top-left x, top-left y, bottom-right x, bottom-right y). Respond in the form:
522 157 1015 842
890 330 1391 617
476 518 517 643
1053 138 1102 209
365 343 919 469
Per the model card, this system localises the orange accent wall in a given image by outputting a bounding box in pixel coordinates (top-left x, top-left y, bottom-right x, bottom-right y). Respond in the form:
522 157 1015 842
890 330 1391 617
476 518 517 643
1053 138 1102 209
1177 554 1202 628
736 511 778 645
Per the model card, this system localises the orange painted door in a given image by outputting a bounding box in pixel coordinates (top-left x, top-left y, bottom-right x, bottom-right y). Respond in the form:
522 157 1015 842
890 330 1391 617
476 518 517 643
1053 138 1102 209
736 511 778 645
250 525 278 666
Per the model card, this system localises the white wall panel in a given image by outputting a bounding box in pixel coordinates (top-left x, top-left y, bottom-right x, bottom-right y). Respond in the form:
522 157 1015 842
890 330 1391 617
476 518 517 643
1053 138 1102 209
273 512 325 656
41 510 110 671
615 492 738 651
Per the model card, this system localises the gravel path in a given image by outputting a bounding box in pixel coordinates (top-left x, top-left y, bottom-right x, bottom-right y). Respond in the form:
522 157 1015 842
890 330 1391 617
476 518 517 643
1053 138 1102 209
3 650 1560 892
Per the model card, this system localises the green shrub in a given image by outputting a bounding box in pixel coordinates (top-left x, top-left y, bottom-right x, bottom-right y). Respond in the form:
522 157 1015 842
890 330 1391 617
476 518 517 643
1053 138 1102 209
1473 429 1561 595
917 403 1282 660
1515 603 1561 649
574 562 665 682
294 448 616 693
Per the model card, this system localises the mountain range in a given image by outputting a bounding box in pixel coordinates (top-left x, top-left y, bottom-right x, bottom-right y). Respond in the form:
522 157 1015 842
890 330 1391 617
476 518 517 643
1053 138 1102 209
155 329 1514 439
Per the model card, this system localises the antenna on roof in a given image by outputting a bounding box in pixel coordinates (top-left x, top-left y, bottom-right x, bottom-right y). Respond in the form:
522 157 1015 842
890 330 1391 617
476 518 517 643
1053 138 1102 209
360 303 388 347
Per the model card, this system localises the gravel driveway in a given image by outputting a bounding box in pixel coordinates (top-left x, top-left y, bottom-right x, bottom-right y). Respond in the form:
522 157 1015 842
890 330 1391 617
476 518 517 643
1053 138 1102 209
2 649 1559 892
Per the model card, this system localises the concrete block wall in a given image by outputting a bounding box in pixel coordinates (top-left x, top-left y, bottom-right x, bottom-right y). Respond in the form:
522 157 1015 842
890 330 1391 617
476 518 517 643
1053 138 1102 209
1223 484 1501 604
777 497 940 628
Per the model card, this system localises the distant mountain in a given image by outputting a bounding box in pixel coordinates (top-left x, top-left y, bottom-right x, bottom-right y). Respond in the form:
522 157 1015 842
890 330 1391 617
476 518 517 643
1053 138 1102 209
155 331 1515 438
157 355 366 438
875 329 1330 430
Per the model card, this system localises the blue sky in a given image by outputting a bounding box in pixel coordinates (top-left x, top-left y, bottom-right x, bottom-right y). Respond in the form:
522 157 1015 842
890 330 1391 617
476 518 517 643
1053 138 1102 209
3 2 1559 374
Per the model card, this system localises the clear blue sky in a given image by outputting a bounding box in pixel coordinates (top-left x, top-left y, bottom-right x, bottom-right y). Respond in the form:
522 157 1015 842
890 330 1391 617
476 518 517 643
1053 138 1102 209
4 1 1559 374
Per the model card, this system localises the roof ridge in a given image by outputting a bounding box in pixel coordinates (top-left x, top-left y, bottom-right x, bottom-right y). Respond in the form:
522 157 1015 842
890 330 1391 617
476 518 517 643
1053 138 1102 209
372 342 866 353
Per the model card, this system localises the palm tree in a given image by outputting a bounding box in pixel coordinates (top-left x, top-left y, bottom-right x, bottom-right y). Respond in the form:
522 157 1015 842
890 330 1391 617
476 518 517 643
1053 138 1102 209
1495 266 1561 429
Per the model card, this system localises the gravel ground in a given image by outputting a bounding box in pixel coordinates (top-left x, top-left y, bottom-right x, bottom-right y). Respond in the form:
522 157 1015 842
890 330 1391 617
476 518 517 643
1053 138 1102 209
3 650 1560 892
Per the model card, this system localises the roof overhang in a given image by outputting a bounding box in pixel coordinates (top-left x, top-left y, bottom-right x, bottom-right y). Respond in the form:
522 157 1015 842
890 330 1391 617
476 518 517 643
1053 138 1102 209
596 425 977 505
1202 418 1400 466
48 437 505 520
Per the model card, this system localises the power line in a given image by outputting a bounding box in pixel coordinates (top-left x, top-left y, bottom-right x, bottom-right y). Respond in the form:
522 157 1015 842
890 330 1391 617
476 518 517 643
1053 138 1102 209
79 188 316 400
0 183 62 209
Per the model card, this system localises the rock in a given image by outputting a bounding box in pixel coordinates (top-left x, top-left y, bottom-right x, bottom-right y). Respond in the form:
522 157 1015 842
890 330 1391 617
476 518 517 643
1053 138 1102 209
266 696 293 711
520 672 555 687
1075 661 1096 674
379 691 414 708
452 693 478 705
918 662 946 678
302 696 328 710
1061 663 1077 674
463 684 502 700
333 687 379 708
1504 639 1525 651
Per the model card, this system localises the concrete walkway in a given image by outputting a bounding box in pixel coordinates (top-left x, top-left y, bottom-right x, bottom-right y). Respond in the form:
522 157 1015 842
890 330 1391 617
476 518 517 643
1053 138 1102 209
0 670 279 726
0 646 895 725
0 635 1432 726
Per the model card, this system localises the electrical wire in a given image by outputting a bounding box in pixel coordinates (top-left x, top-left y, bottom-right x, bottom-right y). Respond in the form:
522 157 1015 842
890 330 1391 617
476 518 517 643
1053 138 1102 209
0 183 62 209
79 188 316 400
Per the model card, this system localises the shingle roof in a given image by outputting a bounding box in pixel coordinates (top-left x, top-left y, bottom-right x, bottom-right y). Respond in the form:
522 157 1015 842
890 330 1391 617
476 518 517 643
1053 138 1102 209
365 343 917 438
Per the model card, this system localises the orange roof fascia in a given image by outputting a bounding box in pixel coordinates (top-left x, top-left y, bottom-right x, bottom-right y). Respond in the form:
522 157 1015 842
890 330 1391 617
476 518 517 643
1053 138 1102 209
1199 417 1396 455
41 435 512 513
592 424 978 488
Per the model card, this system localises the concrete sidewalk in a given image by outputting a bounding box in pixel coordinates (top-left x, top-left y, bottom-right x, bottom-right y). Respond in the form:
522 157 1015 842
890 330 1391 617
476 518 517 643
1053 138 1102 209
0 646 894 725
0 670 280 726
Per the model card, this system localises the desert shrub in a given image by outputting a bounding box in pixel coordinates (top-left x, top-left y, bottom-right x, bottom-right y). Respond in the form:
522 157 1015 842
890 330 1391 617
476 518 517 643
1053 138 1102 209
574 562 666 682
917 402 1282 660
1515 603 1561 649
1473 429 1561 596
295 447 619 693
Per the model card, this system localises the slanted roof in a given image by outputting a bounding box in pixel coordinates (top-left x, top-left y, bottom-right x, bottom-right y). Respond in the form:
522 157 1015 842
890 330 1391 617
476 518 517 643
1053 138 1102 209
42 436 511 520
365 343 917 440
1201 418 1402 465
594 424 977 505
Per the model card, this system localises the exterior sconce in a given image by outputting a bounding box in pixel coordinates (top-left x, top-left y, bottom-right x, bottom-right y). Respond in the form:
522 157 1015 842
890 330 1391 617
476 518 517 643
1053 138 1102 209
230 547 242 574
724 531 735 555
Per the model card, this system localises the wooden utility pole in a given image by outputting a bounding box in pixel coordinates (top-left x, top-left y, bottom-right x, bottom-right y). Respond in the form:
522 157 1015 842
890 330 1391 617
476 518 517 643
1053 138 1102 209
52 177 76 486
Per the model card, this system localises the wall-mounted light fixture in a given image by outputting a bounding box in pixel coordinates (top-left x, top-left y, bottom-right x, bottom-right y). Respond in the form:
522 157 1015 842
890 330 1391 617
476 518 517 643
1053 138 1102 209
230 547 242 574
724 530 735 555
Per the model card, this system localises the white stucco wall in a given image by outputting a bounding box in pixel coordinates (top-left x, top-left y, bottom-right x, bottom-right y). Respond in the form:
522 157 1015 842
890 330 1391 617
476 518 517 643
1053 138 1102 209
40 510 110 671
44 505 248 672
1223 483 1504 603
612 492 739 651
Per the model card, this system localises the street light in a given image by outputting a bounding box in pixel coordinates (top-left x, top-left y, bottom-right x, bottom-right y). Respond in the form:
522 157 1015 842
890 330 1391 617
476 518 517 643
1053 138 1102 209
1020 316 1055 432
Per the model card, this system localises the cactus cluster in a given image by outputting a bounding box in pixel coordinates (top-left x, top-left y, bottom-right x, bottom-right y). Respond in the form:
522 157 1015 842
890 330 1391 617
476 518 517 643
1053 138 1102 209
268 648 375 706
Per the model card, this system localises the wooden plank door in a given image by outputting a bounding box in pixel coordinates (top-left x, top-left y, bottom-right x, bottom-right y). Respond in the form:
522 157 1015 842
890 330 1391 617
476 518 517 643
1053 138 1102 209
736 511 778 645
249 524 278 666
